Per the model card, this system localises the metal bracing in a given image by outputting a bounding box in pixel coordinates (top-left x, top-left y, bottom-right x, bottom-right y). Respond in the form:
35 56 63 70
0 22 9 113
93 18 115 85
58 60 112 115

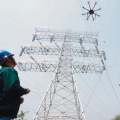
17 60 105 73
18 28 106 120
33 33 98 45
32 33 86 120
32 28 98 45
19 45 105 58
34 28 98 36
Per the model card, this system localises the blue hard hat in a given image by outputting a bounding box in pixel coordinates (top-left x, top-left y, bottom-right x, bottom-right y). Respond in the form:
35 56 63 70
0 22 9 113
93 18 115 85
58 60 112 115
0 50 14 61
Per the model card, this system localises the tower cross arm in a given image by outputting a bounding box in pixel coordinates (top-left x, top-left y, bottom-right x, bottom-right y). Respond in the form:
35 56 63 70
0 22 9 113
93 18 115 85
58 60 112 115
17 60 58 72
19 45 61 56
17 60 105 74
33 33 98 45
34 27 98 36
73 61 105 74
73 47 105 58
19 45 105 59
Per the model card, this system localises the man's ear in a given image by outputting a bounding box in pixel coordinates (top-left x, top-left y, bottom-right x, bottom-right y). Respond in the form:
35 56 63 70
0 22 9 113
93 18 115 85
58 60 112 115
6 57 11 62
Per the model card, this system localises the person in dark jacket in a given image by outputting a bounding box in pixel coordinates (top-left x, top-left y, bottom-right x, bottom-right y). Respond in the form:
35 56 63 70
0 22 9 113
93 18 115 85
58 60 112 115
0 50 30 120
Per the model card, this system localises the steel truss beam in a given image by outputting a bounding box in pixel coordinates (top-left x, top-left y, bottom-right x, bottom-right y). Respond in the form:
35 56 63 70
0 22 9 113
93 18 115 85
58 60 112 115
32 28 98 45
33 33 98 45
17 60 105 74
34 27 98 36
19 45 105 58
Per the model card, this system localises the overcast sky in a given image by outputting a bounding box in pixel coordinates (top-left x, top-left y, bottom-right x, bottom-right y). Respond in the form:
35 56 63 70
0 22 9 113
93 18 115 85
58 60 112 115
0 0 120 120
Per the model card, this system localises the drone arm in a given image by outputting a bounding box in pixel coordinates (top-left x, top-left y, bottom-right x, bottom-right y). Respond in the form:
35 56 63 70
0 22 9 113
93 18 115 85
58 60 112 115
87 14 90 20
92 15 94 21
92 2 97 10
88 2 91 10
94 8 101 12
94 13 100 17
82 12 89 15
82 7 89 11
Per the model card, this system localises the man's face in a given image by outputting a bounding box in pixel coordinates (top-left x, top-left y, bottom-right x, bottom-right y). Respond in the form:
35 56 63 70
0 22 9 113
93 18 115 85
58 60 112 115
8 56 17 67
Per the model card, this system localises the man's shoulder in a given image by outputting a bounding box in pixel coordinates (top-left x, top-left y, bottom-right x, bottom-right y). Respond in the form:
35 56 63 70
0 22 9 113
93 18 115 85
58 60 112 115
0 67 17 74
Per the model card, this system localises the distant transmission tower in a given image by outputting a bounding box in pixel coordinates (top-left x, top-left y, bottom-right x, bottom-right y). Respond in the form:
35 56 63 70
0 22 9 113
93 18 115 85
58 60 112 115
17 28 106 120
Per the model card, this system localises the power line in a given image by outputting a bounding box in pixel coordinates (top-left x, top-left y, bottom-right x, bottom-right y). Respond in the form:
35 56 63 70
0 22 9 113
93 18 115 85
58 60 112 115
107 64 120 68
81 101 107 120
99 75 119 110
19 75 44 91
105 70 120 105
76 74 117 115
84 74 102 112
31 90 45 95
20 71 51 90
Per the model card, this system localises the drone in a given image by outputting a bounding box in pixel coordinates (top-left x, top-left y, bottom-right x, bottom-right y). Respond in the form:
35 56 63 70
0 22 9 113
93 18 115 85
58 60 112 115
82 2 101 21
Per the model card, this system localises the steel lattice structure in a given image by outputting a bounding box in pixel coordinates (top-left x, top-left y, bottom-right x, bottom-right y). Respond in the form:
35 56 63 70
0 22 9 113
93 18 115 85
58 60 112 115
17 28 106 120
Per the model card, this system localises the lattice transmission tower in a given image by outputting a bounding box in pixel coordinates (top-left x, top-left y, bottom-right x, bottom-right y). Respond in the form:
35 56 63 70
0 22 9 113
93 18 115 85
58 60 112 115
17 28 106 120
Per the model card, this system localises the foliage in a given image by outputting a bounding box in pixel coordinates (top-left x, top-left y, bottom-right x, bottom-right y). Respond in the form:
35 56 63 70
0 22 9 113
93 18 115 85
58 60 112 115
14 110 29 120
113 115 120 120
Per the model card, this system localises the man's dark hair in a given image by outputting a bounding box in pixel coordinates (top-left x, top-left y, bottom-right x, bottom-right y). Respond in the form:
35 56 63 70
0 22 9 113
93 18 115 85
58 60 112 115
0 58 7 67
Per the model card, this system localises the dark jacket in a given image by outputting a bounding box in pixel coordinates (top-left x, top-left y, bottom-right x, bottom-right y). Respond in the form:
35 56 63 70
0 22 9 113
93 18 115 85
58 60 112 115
0 66 27 119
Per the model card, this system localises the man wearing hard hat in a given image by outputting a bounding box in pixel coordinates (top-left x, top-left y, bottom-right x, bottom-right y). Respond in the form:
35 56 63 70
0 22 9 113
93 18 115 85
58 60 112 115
0 50 30 120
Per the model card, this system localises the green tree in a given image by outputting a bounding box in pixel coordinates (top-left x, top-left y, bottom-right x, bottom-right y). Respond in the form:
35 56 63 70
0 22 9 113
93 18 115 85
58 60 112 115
113 115 120 120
